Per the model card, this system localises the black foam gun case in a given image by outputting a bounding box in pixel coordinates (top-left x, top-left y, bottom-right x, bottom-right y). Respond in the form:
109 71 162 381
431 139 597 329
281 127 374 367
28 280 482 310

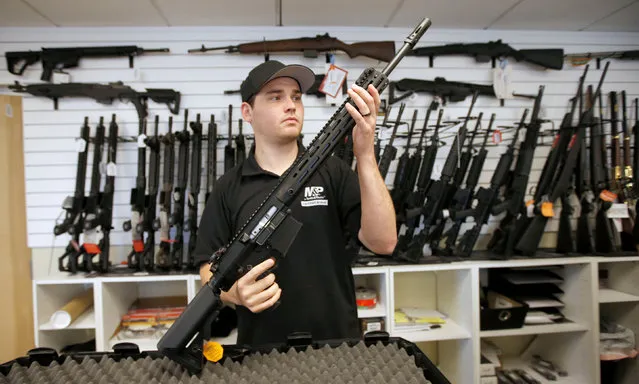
0 331 450 384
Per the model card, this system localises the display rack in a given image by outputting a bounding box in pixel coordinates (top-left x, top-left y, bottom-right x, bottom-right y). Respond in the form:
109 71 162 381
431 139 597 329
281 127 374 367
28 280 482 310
30 256 639 384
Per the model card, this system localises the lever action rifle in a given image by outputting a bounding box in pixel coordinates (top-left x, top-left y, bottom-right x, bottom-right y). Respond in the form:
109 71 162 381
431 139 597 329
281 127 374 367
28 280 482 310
77 117 105 272
515 62 610 255
408 39 564 70
171 110 191 271
56 118 90 273
156 17 432 373
389 77 535 106
189 34 396 63
187 114 203 270
157 117 175 270
378 103 405 179
9 81 180 124
6 45 169 82
455 109 527 257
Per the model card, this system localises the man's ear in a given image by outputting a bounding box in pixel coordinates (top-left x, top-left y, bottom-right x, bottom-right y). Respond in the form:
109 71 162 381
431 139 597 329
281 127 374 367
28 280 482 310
241 102 253 123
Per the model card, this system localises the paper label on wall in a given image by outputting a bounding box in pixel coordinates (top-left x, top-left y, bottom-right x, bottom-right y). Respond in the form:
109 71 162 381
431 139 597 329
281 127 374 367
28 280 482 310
106 162 117 176
5 104 13 117
493 60 513 99
52 72 71 84
137 134 147 148
319 64 347 98
76 138 87 153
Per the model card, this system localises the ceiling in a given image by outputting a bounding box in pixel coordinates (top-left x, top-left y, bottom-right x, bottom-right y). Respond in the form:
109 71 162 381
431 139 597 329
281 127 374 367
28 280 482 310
0 0 638 31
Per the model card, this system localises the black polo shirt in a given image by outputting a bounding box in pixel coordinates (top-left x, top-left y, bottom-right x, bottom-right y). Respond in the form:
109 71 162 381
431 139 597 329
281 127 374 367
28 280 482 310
193 143 362 346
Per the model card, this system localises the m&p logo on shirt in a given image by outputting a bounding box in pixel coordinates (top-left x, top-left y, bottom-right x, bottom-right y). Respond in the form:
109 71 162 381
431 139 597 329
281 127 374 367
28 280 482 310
301 186 328 207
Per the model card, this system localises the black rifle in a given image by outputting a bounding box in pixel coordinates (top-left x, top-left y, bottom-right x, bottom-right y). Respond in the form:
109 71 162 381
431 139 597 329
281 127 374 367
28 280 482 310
189 34 396 63
84 114 118 273
590 87 617 253
408 40 564 70
156 18 431 372
391 109 418 211
516 62 610 255
140 116 161 272
9 81 180 124
398 92 478 262
77 117 106 272
157 117 175 270
439 113 496 255
187 114 203 271
206 115 218 203
389 77 535 106
486 86 545 256
395 108 441 255
616 91 637 251
56 118 90 273
634 98 639 242
6 45 169 81
455 110 527 257
454 115 481 188
378 103 405 179
224 105 235 173
171 110 191 271
576 79 596 254
122 118 147 271
236 119 246 166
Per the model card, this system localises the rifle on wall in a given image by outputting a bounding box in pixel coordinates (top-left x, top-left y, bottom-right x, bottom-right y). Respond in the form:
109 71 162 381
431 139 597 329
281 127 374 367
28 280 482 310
171 110 191 271
378 103 405 179
141 116 161 272
236 119 246 166
77 117 105 272
157 117 175 270
391 109 418 212
515 63 610 255
408 39 564 70
187 114 203 270
189 34 396 63
389 77 535 106
6 45 169 81
224 105 235 173
9 81 181 123
56 118 90 273
157 18 432 372
206 115 218 203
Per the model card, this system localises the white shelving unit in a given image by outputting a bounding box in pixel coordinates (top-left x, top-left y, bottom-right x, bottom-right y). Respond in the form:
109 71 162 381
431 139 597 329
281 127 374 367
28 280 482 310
30 256 639 384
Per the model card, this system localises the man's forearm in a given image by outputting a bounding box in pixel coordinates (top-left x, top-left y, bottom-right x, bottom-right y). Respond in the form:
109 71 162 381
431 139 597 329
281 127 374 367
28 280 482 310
356 154 397 254
199 263 238 305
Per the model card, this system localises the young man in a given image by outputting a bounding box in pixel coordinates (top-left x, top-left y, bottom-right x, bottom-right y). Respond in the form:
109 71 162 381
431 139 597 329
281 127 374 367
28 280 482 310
194 60 396 346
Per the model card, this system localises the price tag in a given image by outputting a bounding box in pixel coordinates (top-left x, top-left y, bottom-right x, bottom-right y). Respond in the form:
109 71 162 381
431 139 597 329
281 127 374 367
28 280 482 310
52 72 71 84
5 104 13 118
607 203 630 219
76 138 87 153
492 129 502 144
106 162 117 176
492 59 513 99
137 133 147 148
319 64 348 98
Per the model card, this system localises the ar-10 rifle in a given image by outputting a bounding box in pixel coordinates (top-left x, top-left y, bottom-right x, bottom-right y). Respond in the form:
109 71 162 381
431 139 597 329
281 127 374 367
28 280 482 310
6 45 169 82
141 116 161 272
389 77 535 106
8 81 180 123
516 62 610 256
408 39 564 70
157 117 175 270
156 17 431 373
56 118 90 273
455 110 527 257
189 34 396 63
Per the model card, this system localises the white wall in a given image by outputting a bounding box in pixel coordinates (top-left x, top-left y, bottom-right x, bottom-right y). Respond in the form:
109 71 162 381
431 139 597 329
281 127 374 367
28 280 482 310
1 25 638 267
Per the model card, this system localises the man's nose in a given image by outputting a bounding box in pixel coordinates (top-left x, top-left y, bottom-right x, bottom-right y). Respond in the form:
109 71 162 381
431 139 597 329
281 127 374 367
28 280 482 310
284 96 296 111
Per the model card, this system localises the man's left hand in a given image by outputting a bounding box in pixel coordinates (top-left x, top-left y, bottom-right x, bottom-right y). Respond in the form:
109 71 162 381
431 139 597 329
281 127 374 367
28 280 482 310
345 84 381 161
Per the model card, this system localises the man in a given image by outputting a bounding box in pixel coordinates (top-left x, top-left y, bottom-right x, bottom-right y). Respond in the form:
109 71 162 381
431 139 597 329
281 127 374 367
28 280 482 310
194 60 396 346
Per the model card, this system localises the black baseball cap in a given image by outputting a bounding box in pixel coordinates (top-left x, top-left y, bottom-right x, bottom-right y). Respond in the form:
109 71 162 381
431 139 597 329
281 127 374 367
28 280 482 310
240 60 315 103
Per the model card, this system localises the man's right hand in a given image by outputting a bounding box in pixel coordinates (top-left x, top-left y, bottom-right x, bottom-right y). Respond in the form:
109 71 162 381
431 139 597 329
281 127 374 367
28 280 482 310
230 258 281 313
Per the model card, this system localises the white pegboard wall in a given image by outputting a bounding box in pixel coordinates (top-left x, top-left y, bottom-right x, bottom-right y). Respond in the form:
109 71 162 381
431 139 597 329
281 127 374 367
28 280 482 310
0 25 638 251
